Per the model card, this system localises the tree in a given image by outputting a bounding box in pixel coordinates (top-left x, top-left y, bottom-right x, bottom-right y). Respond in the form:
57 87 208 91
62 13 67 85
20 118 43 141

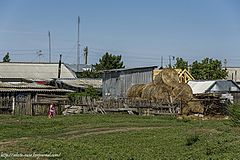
174 57 188 70
94 52 125 71
3 52 11 62
190 58 227 80
77 70 102 78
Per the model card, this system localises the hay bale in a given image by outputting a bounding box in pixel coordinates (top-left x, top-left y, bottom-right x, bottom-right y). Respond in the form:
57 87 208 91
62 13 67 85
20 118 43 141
172 83 193 102
127 84 145 98
154 68 179 87
151 84 170 103
141 83 156 100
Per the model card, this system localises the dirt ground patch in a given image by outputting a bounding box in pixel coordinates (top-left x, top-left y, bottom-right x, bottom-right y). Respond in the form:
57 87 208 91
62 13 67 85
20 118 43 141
0 137 29 146
62 126 169 140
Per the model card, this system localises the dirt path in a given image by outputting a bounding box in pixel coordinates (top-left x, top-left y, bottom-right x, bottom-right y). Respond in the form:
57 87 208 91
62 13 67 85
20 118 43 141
0 137 28 146
62 126 169 140
0 126 169 146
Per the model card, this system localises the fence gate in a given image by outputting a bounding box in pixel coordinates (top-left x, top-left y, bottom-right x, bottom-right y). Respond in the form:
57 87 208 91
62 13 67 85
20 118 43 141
0 93 13 114
14 93 32 115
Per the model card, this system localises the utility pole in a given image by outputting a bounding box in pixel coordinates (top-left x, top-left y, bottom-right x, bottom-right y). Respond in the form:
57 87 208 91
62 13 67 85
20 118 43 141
168 55 175 68
48 31 51 63
83 46 88 65
37 50 42 63
169 55 171 68
58 54 62 78
160 56 163 69
224 59 227 70
77 16 80 72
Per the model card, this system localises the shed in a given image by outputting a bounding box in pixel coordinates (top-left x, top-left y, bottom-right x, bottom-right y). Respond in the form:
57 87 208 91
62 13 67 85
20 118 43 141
226 67 240 85
55 78 102 92
188 80 240 94
0 82 73 115
102 66 157 99
0 62 76 81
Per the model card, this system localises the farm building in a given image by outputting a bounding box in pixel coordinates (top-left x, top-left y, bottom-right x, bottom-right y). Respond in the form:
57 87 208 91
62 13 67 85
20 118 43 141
0 62 76 82
226 67 240 85
102 66 157 99
0 81 72 115
54 78 102 92
0 62 77 115
188 80 240 94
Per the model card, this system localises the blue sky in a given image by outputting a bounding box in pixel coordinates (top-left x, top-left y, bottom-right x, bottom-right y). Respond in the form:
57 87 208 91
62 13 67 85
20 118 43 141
0 0 240 67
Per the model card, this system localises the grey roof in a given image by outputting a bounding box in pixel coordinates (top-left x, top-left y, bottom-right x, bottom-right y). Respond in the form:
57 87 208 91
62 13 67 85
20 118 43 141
188 80 240 94
103 66 158 73
0 62 76 80
0 82 73 93
66 64 93 72
56 78 102 89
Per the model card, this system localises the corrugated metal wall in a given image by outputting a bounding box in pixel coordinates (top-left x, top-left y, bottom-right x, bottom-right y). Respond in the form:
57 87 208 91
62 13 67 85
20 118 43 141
103 68 153 99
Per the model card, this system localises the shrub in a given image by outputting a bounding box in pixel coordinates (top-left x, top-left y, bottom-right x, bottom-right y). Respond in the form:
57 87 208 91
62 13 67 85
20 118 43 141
67 86 101 103
228 103 240 126
186 132 199 146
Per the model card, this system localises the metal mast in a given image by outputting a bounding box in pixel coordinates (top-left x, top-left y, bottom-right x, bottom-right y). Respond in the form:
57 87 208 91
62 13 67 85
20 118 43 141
77 16 80 72
48 31 51 63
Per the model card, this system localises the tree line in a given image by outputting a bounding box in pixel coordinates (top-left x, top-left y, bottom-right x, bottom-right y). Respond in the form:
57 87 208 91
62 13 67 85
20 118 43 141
174 57 227 80
79 52 228 80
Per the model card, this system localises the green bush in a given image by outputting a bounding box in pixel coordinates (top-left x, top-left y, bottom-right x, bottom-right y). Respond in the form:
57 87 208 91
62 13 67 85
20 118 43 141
186 132 199 146
76 70 102 78
228 103 240 126
67 86 101 103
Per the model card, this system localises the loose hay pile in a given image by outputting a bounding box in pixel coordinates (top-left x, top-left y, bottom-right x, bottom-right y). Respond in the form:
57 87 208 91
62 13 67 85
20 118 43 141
181 101 204 115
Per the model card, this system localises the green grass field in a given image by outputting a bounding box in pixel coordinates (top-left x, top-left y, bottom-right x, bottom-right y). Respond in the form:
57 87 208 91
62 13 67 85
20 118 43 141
0 114 240 159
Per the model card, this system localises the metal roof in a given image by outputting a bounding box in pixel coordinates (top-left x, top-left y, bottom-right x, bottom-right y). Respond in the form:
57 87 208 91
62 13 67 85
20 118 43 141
0 88 72 93
103 66 158 73
56 78 102 89
0 62 76 80
0 82 73 93
65 64 93 72
188 80 240 94
0 82 54 89
188 80 216 94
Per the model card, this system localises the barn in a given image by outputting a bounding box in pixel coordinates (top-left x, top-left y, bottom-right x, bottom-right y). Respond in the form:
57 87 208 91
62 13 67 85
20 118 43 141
0 62 76 115
102 66 157 99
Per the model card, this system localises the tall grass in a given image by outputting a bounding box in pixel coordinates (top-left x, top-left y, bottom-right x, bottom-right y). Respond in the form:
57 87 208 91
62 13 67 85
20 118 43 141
228 103 240 126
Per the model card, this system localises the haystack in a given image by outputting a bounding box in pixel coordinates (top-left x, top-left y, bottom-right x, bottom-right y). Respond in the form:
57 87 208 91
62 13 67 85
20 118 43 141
154 68 179 87
172 83 193 102
151 84 170 103
141 83 156 100
127 84 146 98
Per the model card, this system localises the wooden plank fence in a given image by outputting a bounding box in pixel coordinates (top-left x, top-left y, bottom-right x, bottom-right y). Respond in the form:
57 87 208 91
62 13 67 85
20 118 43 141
64 97 180 116
0 93 70 116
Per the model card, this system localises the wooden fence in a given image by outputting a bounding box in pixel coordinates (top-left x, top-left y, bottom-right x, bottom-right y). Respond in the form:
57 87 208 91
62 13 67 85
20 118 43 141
0 93 69 116
65 97 180 115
